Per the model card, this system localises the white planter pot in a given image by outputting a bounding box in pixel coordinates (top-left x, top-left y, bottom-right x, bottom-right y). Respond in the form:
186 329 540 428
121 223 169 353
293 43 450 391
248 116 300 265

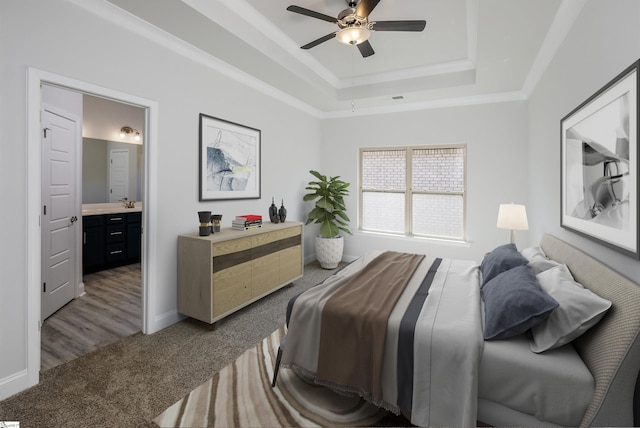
315 235 344 269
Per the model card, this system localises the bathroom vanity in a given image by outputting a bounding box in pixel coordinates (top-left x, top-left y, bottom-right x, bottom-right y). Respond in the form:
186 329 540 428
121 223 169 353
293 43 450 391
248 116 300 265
82 203 142 274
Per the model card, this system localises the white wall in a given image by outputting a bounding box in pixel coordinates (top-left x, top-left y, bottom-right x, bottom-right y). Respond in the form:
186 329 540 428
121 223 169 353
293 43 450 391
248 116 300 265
528 0 640 280
321 101 530 262
0 0 321 399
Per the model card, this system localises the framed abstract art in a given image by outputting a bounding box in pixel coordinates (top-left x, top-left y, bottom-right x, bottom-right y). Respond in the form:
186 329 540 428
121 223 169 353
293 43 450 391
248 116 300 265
199 113 261 201
561 60 639 259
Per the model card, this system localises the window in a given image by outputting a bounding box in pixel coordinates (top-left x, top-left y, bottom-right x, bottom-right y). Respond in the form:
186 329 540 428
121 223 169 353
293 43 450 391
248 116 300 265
359 145 466 240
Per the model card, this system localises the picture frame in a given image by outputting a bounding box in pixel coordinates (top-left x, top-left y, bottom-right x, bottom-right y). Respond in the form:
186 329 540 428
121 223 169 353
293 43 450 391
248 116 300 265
561 59 639 259
199 113 261 201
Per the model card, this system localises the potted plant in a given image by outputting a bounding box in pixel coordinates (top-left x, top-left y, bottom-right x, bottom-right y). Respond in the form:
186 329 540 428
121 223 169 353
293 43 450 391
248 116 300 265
303 170 351 269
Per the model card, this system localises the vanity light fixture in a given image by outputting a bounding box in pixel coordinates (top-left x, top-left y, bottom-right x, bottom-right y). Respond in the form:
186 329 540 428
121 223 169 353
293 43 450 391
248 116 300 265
119 126 141 142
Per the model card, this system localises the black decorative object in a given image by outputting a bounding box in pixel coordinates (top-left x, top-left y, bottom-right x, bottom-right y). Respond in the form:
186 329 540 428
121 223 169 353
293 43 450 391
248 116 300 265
198 211 212 236
212 214 223 232
269 197 280 223
278 199 287 223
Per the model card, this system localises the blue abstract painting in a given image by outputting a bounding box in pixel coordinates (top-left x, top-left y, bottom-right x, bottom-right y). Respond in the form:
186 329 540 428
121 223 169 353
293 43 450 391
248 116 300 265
199 114 260 200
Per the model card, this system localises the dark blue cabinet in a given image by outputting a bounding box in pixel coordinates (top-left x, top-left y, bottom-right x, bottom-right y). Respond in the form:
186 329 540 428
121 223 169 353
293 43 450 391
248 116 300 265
83 211 141 273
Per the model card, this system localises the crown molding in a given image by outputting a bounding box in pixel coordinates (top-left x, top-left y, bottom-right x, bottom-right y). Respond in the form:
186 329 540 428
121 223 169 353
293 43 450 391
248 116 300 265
182 0 341 89
67 0 324 118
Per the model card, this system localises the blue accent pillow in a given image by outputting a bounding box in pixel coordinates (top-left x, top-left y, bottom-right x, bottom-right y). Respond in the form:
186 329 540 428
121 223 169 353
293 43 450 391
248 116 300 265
481 265 559 340
480 243 528 285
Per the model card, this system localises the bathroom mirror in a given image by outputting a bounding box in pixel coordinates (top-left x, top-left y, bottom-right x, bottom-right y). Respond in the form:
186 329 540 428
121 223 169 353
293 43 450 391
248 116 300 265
82 138 143 203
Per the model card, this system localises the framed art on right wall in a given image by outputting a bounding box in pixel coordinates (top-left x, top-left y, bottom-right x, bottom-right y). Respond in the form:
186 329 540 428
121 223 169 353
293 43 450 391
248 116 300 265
561 59 639 259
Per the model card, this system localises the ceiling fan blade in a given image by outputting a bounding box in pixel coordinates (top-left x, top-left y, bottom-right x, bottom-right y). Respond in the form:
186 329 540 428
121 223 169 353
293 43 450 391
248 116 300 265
371 20 426 31
357 40 375 57
355 0 380 18
300 32 338 49
286 5 338 23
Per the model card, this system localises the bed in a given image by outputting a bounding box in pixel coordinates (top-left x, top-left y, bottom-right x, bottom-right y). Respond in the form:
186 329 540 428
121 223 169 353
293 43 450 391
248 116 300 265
274 233 640 427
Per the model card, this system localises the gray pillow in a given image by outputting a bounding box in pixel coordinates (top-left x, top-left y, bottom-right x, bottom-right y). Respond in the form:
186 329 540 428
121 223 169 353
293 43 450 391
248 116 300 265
530 265 612 353
480 243 528 285
481 265 559 340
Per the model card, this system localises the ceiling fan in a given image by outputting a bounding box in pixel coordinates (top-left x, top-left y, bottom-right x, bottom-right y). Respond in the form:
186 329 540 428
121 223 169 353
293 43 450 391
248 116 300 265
286 0 426 58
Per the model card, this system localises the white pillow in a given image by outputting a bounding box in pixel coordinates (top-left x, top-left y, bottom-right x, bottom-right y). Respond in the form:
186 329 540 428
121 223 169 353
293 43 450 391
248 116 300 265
521 246 561 275
520 246 545 260
530 264 612 353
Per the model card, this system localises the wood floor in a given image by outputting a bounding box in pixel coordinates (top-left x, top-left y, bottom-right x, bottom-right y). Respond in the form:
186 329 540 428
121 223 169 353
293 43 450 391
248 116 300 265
40 263 141 372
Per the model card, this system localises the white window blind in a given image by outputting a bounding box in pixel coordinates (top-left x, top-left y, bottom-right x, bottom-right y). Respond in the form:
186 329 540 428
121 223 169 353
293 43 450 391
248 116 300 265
359 145 466 240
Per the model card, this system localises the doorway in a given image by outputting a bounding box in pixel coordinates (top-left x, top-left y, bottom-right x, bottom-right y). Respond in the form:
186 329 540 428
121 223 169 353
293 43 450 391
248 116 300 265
26 68 158 390
40 86 146 369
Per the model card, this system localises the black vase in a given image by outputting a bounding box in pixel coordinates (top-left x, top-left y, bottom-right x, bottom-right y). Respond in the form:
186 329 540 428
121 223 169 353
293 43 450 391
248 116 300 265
278 200 287 223
212 214 222 232
269 197 280 223
198 211 211 236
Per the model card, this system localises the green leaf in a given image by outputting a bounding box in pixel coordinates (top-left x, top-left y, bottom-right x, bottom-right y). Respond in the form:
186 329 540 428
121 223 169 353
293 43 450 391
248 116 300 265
320 221 339 238
335 210 350 222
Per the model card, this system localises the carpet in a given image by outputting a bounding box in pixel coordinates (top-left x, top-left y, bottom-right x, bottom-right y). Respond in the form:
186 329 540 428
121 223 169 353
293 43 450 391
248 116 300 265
153 325 404 427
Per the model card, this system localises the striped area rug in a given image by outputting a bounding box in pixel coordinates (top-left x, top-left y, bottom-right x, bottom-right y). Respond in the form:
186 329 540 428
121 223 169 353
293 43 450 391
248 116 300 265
153 326 398 427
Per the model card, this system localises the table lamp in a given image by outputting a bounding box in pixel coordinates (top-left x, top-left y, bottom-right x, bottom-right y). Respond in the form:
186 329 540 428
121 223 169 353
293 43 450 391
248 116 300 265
497 203 528 244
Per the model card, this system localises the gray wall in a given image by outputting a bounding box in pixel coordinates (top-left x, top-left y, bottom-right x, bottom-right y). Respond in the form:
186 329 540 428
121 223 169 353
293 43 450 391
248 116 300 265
528 0 640 280
321 101 530 262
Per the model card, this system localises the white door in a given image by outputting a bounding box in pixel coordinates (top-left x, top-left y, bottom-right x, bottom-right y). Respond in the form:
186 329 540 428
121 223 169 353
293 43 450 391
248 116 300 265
109 149 129 202
41 109 79 320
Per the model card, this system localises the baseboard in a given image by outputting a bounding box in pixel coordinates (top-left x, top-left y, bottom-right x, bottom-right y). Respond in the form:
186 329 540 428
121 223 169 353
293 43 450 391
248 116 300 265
147 309 185 334
0 369 33 402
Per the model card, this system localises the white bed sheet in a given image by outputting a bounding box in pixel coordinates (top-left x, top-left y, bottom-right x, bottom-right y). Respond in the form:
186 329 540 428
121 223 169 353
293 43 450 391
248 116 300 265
478 333 594 426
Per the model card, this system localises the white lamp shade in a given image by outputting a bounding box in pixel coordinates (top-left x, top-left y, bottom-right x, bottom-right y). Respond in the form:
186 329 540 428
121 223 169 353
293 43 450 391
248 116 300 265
496 203 529 230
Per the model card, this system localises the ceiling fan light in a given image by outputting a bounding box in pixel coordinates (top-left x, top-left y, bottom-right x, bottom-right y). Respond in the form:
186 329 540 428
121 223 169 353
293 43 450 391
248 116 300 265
336 26 370 45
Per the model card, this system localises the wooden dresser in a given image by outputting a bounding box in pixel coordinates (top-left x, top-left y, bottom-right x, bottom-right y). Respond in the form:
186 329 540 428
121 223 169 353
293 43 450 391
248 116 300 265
177 221 303 324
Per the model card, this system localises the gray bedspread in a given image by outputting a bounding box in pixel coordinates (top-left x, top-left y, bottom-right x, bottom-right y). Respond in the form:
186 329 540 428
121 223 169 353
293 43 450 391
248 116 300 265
281 251 484 427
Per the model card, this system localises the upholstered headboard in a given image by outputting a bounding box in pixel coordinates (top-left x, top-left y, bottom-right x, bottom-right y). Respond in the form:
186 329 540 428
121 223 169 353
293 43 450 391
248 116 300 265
540 234 640 427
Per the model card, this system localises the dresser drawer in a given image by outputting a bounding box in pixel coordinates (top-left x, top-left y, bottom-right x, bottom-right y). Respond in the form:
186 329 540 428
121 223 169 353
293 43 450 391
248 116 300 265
212 263 251 317
106 214 125 224
106 243 126 262
106 224 126 243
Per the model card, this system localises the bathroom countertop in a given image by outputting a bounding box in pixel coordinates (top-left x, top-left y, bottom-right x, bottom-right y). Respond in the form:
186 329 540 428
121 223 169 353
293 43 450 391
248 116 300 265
82 202 143 216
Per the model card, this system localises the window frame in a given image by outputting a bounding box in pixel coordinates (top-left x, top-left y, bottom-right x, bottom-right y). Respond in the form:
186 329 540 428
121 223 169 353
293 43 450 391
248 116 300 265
358 144 467 241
